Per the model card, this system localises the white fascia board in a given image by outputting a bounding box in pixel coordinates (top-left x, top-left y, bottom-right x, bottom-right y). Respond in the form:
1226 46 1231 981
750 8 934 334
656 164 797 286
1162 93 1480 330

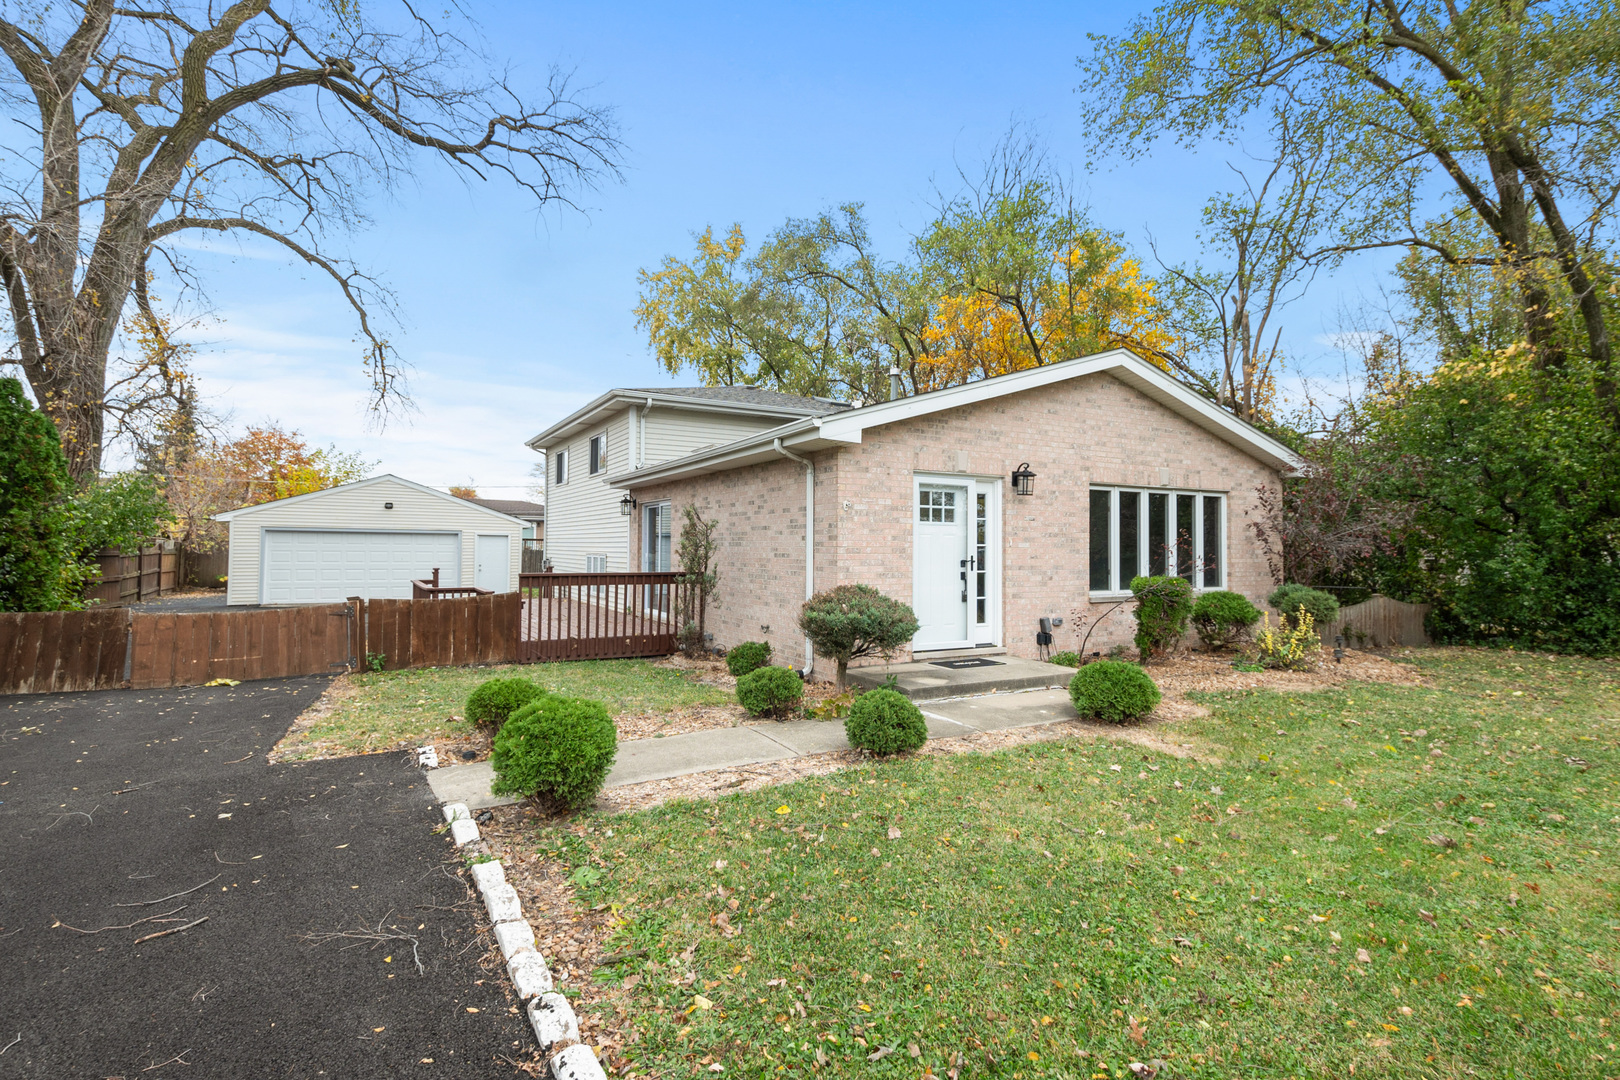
212 473 529 526
812 349 1303 473
525 390 846 450
604 350 1302 487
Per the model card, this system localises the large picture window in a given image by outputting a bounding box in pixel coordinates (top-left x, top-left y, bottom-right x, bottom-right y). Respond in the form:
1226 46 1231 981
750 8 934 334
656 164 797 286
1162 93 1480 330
1088 487 1224 594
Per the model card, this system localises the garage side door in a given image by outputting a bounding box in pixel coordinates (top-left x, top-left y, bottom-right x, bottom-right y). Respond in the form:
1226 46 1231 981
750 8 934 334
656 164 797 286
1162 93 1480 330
261 530 461 604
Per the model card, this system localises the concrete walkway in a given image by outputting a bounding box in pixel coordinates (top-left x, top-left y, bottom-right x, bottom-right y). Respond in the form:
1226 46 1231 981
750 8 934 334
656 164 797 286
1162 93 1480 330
426 687 1080 810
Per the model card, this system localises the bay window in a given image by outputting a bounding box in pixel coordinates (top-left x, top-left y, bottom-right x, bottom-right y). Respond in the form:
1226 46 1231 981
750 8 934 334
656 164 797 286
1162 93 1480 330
1089 487 1225 594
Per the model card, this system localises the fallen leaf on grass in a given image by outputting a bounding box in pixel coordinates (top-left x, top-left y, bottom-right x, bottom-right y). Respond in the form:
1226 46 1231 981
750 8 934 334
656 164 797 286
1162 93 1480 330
867 1045 894 1061
887 826 902 840
1419 909 1437 924
1356 948 1372 964
692 995 713 1010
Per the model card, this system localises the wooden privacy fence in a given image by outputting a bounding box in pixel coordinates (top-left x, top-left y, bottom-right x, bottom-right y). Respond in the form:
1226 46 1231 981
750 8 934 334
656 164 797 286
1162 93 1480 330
353 592 519 671
519 572 690 661
85 543 181 606
2 593 525 695
1319 595 1432 648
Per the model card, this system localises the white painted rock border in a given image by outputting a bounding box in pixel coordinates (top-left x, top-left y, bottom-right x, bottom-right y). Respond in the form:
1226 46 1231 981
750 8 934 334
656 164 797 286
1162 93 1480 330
441 803 606 1079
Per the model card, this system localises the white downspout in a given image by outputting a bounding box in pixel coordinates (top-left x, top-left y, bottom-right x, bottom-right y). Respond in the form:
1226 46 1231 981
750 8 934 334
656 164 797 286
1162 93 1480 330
773 437 815 677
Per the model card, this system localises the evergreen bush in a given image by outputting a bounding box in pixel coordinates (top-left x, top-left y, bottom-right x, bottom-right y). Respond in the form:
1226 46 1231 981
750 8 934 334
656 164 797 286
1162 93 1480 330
797 584 919 688
465 677 547 733
490 695 617 810
736 665 803 718
1268 584 1340 629
1129 575 1194 660
725 641 773 677
0 378 74 611
1068 660 1162 723
1190 590 1262 650
844 688 927 754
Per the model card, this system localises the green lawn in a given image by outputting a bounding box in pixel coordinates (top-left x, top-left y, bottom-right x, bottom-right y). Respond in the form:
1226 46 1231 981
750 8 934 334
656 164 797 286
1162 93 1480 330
544 650 1619 1078
276 659 735 759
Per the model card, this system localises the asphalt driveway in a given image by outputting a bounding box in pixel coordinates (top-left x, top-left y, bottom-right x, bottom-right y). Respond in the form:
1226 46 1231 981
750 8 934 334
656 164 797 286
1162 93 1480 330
0 677 529 1078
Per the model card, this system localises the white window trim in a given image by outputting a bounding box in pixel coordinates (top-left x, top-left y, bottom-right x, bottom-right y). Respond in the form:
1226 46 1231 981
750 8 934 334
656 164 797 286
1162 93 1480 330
554 448 568 486
585 553 608 573
641 500 672 572
1088 485 1226 599
589 431 607 475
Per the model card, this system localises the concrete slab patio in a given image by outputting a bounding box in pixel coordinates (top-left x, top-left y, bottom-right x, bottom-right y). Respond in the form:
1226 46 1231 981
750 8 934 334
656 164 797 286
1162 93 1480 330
426 687 1082 810
846 655 1075 701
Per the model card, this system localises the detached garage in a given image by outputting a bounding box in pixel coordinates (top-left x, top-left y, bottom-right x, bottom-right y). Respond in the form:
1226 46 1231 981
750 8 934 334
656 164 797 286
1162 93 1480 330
214 475 526 606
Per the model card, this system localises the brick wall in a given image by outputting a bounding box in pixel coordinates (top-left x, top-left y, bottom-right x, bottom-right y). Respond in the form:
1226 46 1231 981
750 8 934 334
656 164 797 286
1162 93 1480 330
629 370 1281 678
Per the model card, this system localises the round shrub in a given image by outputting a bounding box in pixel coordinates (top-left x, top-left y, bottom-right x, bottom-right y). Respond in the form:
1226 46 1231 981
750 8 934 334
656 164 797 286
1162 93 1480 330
736 665 803 718
725 640 773 677
1268 584 1340 629
1190 590 1262 650
465 677 547 733
1068 660 1161 723
490 695 617 810
845 688 927 754
1129 575 1195 660
1047 650 1082 667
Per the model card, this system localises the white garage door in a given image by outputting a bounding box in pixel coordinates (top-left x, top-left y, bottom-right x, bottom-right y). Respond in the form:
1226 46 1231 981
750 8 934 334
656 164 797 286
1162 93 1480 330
261 530 460 604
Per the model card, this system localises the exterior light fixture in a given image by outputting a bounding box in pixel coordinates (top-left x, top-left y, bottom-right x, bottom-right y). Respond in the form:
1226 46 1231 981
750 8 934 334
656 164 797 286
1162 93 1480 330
383 502 394 509
619 493 638 516
1333 634 1345 664
1010 463 1036 496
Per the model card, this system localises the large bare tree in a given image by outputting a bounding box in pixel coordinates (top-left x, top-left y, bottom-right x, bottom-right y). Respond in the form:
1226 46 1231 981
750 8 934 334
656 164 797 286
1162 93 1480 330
0 0 621 479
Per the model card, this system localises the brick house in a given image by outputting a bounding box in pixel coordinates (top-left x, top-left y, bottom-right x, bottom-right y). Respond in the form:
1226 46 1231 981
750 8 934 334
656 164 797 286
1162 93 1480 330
611 350 1302 679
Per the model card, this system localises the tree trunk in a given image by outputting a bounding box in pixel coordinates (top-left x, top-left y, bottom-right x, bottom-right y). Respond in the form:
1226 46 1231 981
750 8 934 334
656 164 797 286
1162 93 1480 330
836 656 849 690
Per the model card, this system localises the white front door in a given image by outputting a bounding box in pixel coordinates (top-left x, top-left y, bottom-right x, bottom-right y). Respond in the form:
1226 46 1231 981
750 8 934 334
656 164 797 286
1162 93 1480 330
912 477 999 651
475 534 510 592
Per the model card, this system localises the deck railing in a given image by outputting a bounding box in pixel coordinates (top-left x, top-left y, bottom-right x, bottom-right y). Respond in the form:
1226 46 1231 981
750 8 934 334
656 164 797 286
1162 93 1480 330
518 571 690 661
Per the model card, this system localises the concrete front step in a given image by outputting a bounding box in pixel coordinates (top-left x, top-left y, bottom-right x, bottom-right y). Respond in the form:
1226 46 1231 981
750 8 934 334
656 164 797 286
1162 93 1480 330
846 654 1075 701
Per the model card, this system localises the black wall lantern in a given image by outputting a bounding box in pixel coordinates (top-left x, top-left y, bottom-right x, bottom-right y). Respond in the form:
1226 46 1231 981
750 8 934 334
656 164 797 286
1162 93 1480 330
619 492 638 516
1010 462 1036 496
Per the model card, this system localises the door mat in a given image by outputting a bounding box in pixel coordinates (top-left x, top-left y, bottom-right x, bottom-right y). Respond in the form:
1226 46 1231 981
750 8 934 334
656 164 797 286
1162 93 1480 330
928 657 1006 669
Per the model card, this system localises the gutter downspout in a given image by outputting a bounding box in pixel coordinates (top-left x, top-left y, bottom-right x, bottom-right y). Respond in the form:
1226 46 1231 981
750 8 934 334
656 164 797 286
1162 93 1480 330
773 437 814 677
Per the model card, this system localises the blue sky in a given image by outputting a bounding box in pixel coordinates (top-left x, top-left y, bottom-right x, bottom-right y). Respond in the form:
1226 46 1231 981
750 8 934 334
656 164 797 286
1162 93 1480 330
157 1 1392 496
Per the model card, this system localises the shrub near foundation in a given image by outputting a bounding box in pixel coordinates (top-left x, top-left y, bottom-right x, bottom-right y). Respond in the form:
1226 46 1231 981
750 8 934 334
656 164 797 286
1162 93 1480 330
844 688 927 755
1068 660 1161 723
490 695 617 810
464 677 547 733
736 665 804 718
1190 590 1262 650
725 641 773 677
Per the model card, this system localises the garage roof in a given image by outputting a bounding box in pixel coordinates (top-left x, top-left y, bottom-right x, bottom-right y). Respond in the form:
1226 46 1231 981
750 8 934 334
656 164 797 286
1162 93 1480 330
212 474 527 525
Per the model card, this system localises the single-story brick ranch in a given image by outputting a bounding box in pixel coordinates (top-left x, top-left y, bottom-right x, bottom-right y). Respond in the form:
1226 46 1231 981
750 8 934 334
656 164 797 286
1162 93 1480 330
612 350 1304 678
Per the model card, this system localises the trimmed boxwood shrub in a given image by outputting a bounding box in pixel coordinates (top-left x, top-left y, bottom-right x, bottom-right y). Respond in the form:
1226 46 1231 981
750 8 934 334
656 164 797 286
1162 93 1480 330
1068 660 1161 723
1268 584 1340 629
465 677 547 733
1190 590 1262 650
490 695 617 810
1130 575 1195 660
844 688 927 754
736 665 803 718
797 584 919 688
1047 650 1082 667
725 640 773 677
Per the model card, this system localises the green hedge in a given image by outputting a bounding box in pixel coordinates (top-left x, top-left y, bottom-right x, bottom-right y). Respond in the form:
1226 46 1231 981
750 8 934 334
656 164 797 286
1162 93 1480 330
1190 591 1262 650
465 677 547 733
1268 584 1340 629
736 665 803 718
1129 575 1194 660
844 688 927 754
725 641 773 677
490 695 617 810
1068 660 1161 723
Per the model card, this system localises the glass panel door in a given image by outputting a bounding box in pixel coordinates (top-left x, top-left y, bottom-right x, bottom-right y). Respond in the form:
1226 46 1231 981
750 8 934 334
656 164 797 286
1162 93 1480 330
974 492 988 626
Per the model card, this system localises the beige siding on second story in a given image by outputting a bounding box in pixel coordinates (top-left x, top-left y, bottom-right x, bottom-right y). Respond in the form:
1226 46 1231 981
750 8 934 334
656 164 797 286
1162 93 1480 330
640 408 785 466
544 411 633 571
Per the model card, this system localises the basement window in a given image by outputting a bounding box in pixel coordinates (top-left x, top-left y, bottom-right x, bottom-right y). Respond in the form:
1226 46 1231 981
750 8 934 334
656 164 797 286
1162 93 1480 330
1088 487 1224 595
